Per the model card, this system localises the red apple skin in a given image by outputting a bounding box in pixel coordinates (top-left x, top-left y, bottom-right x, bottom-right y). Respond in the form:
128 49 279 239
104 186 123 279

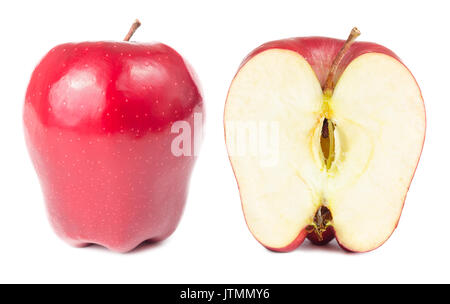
24 42 203 253
226 36 425 253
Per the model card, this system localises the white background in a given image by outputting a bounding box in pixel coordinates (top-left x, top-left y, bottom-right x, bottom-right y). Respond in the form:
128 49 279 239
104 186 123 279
0 0 448 284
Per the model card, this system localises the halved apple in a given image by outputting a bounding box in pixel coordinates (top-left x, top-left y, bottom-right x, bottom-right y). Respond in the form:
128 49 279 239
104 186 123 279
224 28 426 252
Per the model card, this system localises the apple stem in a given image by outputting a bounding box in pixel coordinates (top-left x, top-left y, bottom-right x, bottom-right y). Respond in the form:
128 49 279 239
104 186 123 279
323 27 361 97
124 19 142 42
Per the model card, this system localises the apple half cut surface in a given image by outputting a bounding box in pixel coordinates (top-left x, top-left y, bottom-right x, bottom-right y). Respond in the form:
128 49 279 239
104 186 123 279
224 28 426 252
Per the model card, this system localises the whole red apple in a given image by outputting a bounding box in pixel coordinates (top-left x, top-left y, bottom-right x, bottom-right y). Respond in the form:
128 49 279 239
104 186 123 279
24 21 204 253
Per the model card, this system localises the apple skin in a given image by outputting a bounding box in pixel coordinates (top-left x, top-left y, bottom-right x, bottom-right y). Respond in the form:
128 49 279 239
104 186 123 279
24 41 203 253
226 37 425 252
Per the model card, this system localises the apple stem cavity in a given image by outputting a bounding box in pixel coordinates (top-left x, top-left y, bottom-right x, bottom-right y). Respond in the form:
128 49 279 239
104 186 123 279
124 19 142 42
323 27 361 97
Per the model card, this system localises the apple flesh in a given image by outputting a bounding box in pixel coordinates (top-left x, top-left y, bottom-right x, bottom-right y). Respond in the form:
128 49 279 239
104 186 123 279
24 23 203 253
224 29 425 252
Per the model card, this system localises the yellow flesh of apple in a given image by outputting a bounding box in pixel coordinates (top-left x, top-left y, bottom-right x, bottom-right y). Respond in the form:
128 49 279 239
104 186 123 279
225 49 425 252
